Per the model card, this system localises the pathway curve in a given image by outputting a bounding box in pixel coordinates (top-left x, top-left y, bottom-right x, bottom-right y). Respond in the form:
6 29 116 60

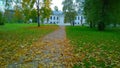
7 26 78 68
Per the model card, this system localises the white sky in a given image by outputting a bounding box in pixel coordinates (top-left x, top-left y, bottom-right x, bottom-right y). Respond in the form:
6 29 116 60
51 0 63 11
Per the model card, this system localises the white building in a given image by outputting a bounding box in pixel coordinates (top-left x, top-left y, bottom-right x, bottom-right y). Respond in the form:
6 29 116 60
74 14 86 25
44 10 85 26
44 11 64 25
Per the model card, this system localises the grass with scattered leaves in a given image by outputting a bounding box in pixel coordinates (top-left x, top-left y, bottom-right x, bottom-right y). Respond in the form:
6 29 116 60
0 23 58 67
66 26 120 68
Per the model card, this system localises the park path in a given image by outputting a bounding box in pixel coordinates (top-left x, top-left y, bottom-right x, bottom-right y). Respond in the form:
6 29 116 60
7 26 78 68
36 26 75 67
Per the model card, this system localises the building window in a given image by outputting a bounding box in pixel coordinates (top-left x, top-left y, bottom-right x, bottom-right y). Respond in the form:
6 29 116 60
50 22 52 24
75 22 76 24
57 17 59 20
54 16 55 20
78 16 80 20
50 16 52 20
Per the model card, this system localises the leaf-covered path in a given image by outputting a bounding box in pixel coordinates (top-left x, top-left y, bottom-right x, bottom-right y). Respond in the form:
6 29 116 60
35 26 76 67
8 26 78 68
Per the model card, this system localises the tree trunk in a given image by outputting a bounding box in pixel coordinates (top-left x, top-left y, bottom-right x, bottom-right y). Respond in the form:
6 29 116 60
37 0 40 27
37 14 40 27
113 23 117 27
93 23 96 28
97 0 107 31
81 16 83 26
70 19 74 26
98 21 105 31
90 21 93 28
47 18 49 24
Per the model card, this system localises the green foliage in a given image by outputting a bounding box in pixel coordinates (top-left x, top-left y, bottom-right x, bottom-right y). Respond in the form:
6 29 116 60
75 0 84 13
4 0 13 10
4 10 14 23
84 0 120 30
66 26 120 68
64 11 77 24
0 12 4 25
29 9 37 23
3 0 52 24
54 6 58 11
14 8 24 23
21 0 36 23
40 0 52 23
62 0 77 25
106 0 120 25
84 0 103 27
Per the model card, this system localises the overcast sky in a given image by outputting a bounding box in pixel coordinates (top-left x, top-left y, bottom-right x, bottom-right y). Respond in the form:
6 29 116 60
51 0 63 11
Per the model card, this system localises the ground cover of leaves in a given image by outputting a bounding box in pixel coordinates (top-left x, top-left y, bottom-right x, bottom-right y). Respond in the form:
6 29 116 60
7 26 79 68
0 24 58 67
66 26 120 68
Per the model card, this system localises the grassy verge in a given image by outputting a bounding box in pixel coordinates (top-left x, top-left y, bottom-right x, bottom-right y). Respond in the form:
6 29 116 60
0 23 58 66
66 26 120 68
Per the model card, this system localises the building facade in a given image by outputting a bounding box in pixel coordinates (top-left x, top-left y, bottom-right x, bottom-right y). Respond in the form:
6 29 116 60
44 10 85 25
44 11 64 25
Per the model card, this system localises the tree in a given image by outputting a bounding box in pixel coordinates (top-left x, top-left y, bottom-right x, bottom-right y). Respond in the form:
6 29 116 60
75 0 84 26
36 0 40 26
14 7 24 23
84 0 120 30
21 0 36 23
62 0 77 26
2 0 23 23
39 0 52 24
54 6 58 11
0 12 4 25
106 0 120 27
29 9 37 23
84 0 101 28
2 0 14 23
43 0 52 23
14 1 24 23
75 0 84 13
4 10 14 23
4 0 13 10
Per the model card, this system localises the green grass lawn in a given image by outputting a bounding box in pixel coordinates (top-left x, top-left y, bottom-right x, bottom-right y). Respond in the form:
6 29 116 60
66 26 120 68
0 23 58 66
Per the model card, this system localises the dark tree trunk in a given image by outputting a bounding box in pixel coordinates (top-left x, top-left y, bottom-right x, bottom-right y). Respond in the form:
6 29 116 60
37 15 40 27
97 0 107 31
93 23 96 28
81 16 83 26
90 21 93 28
90 22 96 28
37 0 40 27
113 23 117 27
98 21 105 31
73 21 75 26
47 18 49 24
